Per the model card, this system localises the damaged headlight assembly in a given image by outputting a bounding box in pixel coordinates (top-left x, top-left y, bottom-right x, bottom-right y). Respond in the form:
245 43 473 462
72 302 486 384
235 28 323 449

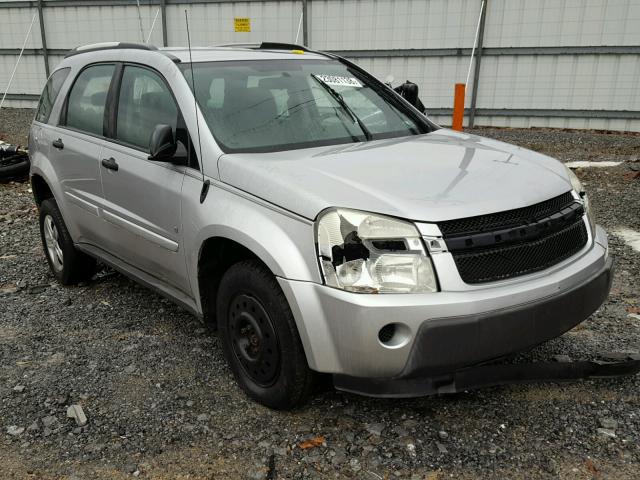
566 165 595 234
316 208 438 293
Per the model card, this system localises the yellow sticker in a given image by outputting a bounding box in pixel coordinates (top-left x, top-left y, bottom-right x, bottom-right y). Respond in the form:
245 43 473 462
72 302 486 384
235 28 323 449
234 17 251 32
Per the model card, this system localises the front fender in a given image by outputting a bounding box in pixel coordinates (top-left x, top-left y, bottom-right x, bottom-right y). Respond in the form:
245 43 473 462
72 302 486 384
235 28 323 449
182 176 322 312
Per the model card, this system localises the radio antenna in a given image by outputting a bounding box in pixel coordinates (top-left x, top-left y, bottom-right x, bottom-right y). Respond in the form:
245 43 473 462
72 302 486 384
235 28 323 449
185 9 209 203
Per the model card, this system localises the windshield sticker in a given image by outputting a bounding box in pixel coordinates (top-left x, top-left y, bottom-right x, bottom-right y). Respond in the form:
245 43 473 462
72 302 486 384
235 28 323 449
314 74 363 88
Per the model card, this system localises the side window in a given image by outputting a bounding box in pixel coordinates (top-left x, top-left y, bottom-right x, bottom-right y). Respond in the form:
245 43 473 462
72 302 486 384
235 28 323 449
65 64 115 136
35 68 70 123
115 66 178 151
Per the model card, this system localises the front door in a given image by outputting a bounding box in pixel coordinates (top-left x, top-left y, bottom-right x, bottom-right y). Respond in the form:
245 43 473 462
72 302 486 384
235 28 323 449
98 64 190 293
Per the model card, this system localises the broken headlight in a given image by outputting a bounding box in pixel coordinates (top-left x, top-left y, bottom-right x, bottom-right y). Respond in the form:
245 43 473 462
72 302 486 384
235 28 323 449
316 208 438 293
566 165 595 233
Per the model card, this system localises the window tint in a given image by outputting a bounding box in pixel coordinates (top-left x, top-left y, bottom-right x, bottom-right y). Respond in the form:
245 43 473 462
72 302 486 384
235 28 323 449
116 66 178 151
65 64 115 136
35 68 70 123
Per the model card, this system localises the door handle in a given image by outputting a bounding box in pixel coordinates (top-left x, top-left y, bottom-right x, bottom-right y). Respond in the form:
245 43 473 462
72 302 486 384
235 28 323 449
52 138 64 150
101 157 119 171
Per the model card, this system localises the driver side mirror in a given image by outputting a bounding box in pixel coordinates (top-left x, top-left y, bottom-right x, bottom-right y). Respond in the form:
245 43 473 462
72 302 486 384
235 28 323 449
148 124 177 161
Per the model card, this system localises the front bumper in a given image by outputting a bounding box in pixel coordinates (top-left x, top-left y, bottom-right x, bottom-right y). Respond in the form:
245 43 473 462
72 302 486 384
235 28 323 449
278 224 612 380
335 255 614 397
396 254 613 378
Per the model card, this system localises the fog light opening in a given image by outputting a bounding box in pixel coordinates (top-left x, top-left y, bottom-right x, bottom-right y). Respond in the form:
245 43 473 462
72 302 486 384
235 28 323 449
377 323 411 348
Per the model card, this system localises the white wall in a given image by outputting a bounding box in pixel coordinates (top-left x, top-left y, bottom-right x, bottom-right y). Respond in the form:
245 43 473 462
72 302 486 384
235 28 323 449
1 0 639 131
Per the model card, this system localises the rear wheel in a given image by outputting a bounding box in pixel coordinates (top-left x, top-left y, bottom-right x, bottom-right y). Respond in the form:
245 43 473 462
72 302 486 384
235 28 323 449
217 260 315 409
39 199 96 285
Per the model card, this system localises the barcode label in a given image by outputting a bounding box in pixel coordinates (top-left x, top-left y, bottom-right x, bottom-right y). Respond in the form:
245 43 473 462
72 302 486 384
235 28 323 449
314 75 363 88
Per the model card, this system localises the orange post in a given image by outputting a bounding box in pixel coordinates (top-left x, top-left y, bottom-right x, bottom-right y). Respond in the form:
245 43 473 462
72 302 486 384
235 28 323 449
452 83 466 131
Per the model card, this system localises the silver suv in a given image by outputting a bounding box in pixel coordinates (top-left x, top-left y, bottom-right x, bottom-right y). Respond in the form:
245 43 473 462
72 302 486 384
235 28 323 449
29 42 614 409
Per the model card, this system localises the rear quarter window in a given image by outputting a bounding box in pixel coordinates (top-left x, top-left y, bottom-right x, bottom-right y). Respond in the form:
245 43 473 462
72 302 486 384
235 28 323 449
35 68 70 124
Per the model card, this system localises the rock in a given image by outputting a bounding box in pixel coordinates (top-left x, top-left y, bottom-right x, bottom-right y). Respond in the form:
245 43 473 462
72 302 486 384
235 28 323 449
124 464 137 474
67 404 88 427
41 416 57 428
392 425 408 437
599 418 618 430
553 354 572 363
0 285 19 295
7 425 25 436
597 428 616 439
45 353 65 365
436 441 448 454
331 451 347 465
186 400 194 407
12 385 25 393
438 430 449 440
124 365 136 374
366 423 385 436
196 413 209 422
249 468 266 480
406 443 416 457
349 458 361 472
27 421 39 432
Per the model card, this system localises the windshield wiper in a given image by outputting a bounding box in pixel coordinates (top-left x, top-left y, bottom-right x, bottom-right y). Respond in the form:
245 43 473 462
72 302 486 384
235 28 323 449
310 74 372 141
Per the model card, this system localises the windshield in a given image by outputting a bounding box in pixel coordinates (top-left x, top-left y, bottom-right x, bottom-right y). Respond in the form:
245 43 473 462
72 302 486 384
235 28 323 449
180 59 433 153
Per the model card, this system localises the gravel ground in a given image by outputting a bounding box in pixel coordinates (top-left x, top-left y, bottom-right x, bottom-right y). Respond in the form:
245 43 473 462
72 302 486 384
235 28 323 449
0 108 33 146
1 108 639 479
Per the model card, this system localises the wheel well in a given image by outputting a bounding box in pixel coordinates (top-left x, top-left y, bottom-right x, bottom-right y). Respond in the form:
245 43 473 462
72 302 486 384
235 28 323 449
198 237 267 327
31 174 54 206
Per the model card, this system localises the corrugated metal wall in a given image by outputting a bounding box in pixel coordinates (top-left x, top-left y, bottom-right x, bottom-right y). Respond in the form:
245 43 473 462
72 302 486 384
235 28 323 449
1 0 639 131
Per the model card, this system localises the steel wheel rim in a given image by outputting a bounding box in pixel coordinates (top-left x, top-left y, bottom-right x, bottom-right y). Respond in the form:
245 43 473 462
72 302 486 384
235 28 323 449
43 215 63 272
228 293 280 387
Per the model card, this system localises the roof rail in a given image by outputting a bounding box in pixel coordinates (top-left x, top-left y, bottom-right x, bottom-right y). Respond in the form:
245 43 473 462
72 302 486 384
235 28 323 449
215 42 311 53
258 42 311 52
64 42 158 58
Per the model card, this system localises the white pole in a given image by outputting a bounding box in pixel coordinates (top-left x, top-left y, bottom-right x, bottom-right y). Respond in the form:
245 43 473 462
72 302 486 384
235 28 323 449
0 12 37 112
146 8 161 44
295 10 304 44
465 0 486 87
135 0 146 43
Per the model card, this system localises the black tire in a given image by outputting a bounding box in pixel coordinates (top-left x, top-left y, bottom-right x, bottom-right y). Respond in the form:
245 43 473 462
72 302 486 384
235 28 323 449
217 259 315 409
0 154 30 181
39 198 96 285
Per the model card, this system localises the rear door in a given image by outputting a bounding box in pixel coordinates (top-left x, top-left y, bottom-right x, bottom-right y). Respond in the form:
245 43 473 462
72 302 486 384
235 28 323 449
46 63 116 244
98 64 192 292
30 67 71 164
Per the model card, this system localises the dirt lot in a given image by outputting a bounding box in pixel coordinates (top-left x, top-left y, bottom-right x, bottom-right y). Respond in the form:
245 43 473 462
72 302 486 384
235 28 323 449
1 108 639 479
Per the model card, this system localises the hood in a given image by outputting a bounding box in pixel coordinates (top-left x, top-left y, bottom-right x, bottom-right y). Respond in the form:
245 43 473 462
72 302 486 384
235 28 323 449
217 129 572 222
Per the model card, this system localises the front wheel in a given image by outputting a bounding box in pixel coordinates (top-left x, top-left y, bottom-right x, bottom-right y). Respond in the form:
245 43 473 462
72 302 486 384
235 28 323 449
217 260 315 409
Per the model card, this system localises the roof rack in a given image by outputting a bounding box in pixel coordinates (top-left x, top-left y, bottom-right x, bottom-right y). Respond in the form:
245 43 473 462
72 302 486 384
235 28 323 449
64 42 158 58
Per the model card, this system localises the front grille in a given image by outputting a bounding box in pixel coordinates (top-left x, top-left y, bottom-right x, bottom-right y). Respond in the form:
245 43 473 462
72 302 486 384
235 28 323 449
451 220 588 284
439 191 576 236
438 191 589 284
